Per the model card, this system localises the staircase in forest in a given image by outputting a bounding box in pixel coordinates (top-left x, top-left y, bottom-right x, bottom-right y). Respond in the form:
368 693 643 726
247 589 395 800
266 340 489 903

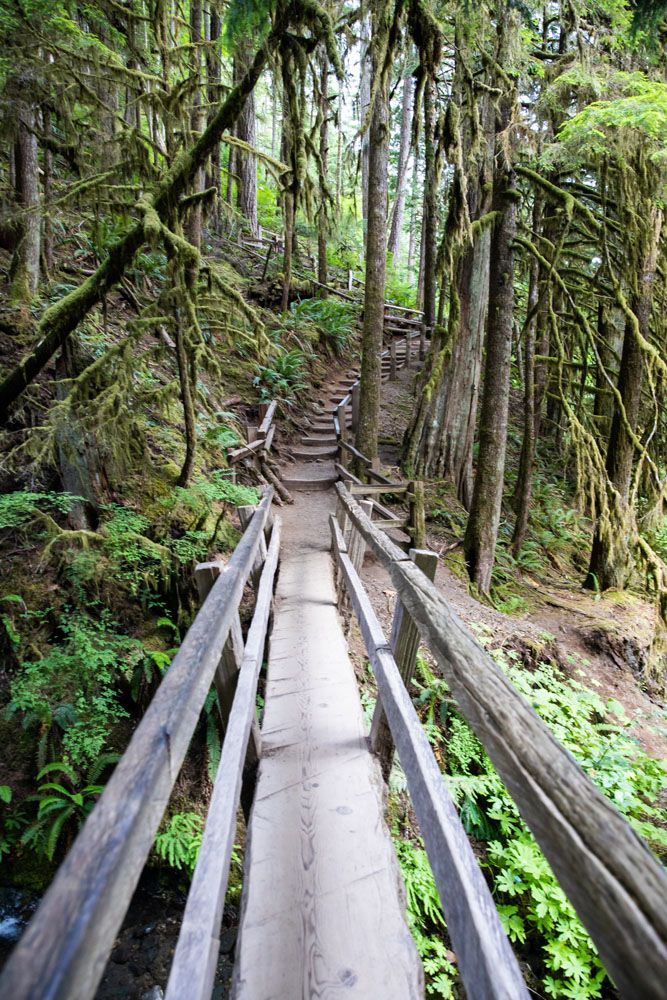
1 347 666 1000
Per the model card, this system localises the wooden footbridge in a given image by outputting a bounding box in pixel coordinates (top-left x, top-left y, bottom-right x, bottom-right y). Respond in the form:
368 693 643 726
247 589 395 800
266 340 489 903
2 369 666 1000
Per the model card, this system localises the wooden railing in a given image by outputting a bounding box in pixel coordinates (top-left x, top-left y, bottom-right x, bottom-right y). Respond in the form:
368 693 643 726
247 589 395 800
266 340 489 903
330 335 426 548
0 491 280 1000
332 483 667 1000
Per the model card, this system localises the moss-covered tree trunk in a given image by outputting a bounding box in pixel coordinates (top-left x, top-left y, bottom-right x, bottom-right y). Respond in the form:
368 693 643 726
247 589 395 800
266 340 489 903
421 77 438 334
206 8 223 230
317 49 329 293
356 9 389 465
387 69 414 262
586 206 662 590
235 42 258 236
187 0 205 251
512 198 542 556
10 102 40 303
463 20 517 592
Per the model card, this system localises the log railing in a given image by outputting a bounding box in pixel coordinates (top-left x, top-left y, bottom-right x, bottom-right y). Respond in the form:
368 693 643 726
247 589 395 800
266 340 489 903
332 483 667 1000
330 335 426 548
227 398 278 476
0 491 280 1000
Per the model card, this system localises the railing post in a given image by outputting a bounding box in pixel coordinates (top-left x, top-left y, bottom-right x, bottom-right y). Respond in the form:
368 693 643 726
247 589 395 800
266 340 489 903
351 382 360 432
390 339 397 381
239 503 268 589
193 561 262 820
404 335 412 369
419 322 427 360
347 268 353 291
341 499 373 612
338 400 348 450
408 480 426 548
370 548 438 779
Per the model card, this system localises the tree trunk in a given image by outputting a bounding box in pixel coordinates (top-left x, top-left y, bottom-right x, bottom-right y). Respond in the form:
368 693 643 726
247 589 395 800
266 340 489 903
187 0 205 250
593 299 625 440
401 89 494 501
206 8 222 230
420 77 438 334
235 44 258 236
388 72 415 262
359 13 371 227
512 200 542 556
586 206 662 590
463 45 517 593
282 189 295 312
10 103 40 303
407 147 419 274
317 50 329 292
355 16 389 464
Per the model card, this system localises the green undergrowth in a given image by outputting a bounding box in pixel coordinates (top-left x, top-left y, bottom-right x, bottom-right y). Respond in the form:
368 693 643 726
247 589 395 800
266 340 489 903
0 468 259 882
392 647 666 998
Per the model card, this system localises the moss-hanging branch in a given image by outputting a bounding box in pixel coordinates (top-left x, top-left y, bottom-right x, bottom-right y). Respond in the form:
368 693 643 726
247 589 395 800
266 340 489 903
0 1 317 422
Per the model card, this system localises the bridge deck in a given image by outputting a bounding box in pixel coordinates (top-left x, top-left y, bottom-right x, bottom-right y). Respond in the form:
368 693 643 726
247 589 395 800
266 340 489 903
232 492 422 999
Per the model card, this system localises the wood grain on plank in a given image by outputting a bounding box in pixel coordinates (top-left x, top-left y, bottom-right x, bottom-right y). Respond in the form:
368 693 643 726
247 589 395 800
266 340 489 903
233 493 422 999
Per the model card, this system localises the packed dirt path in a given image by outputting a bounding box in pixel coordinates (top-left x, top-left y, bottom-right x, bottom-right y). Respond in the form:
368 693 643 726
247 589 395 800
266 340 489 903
232 491 421 995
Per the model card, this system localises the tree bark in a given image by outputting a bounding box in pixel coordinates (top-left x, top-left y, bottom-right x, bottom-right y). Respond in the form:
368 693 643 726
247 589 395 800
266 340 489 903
356 13 389 464
235 43 258 236
586 206 662 590
186 0 205 251
387 72 415 262
206 8 223 229
463 42 517 593
420 77 438 334
359 12 372 227
10 102 40 303
511 200 542 556
317 50 329 292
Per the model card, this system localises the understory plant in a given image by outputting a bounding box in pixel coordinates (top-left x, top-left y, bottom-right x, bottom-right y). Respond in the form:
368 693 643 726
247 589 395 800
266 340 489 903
404 650 666 998
6 608 144 767
21 755 118 860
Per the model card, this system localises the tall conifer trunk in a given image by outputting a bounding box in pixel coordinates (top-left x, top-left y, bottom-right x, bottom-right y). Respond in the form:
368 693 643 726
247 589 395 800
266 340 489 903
587 206 662 590
10 103 40 303
463 9 517 592
235 43 258 236
388 71 414 262
356 6 389 464
317 50 329 292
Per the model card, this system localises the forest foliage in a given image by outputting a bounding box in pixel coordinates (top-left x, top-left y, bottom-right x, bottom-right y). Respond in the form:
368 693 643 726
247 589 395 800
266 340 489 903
0 0 665 996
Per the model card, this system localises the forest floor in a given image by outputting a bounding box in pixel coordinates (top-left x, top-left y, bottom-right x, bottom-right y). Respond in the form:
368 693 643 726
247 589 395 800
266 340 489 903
350 362 667 761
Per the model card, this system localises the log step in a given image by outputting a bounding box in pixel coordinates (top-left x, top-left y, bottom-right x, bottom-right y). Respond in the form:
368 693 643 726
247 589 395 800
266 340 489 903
281 462 338 491
290 444 338 459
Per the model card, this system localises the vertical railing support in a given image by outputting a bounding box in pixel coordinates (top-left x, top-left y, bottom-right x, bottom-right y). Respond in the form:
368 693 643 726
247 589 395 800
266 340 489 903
390 339 397 381
351 381 360 432
194 561 262 820
370 547 438 778
408 480 426 548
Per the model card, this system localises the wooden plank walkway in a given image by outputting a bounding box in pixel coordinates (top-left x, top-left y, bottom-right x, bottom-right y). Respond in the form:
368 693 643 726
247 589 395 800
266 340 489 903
232 492 422 999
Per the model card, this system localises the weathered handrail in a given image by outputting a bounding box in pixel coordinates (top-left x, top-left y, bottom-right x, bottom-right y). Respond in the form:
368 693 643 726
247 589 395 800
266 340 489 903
0 490 278 1000
165 517 281 1000
334 482 667 1000
228 399 278 466
330 514 529 999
